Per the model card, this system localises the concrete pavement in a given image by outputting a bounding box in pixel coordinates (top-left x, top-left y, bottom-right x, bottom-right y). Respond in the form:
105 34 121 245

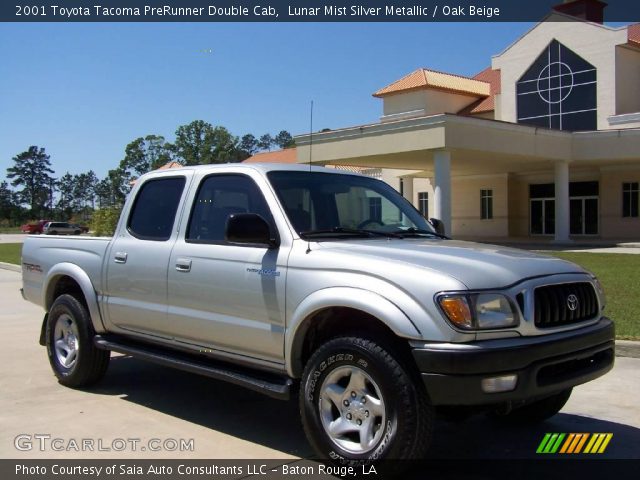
0 269 638 461
0 234 27 244
560 247 640 254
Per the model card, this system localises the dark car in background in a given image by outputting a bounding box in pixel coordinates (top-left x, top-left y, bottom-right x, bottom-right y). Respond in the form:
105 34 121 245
70 223 90 234
42 222 82 235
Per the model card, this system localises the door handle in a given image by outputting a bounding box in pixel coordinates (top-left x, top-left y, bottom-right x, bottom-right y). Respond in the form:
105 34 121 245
175 258 192 272
114 252 128 264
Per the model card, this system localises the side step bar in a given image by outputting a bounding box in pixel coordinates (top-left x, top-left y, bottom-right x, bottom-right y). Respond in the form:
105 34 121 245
94 335 293 400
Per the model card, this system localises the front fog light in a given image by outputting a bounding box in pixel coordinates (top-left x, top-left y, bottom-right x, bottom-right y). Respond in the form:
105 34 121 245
481 374 518 393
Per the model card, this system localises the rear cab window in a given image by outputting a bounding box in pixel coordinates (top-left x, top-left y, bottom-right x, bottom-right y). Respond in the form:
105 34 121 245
127 177 186 241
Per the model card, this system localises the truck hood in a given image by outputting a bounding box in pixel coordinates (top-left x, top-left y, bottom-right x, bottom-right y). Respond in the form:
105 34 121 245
314 239 586 289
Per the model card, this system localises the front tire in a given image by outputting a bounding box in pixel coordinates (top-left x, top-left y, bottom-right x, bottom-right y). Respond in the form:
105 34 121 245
46 294 110 387
300 336 433 463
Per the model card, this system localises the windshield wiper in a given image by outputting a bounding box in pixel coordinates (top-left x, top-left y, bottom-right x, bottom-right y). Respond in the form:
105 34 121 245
391 228 449 239
299 227 402 239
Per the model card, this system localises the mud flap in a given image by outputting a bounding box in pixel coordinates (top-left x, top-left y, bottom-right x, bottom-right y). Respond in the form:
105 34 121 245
39 313 48 346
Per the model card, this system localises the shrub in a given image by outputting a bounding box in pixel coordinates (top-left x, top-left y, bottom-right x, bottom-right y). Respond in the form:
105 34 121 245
91 207 122 236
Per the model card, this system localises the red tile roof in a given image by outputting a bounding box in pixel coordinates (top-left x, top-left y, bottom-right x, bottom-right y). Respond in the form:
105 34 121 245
458 67 501 115
629 23 640 47
373 68 490 98
243 148 298 164
328 165 368 173
129 161 184 185
156 161 183 170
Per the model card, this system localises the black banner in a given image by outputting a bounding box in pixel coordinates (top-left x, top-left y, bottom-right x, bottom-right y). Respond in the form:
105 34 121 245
3 0 640 23
3 459 640 480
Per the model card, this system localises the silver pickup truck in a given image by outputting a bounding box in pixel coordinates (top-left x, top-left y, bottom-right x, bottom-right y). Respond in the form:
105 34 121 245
21 164 614 462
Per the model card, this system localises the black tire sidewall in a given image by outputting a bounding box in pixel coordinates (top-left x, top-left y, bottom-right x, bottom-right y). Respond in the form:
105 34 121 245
301 338 417 463
46 295 93 384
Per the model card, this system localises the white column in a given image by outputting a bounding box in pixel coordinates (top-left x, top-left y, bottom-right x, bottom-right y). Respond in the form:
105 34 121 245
433 150 452 236
554 160 570 243
402 176 414 206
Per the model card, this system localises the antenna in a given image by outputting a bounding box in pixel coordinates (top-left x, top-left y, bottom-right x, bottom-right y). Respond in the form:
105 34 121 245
308 100 314 171
306 100 313 254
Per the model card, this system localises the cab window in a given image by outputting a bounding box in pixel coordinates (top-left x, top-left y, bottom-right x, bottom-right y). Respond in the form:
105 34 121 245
127 177 186 241
187 174 274 244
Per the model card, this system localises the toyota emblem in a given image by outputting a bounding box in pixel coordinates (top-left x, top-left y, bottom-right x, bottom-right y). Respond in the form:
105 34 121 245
567 294 579 311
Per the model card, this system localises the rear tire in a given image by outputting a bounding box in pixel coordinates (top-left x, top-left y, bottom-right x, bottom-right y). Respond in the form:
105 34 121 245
46 294 110 387
300 336 433 463
490 388 572 424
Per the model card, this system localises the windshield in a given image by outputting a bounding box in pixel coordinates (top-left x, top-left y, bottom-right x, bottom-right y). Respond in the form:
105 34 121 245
267 171 437 238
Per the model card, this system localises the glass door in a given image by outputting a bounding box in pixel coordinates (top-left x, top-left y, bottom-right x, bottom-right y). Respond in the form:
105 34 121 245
530 199 555 235
570 197 598 235
570 199 583 235
584 198 598 235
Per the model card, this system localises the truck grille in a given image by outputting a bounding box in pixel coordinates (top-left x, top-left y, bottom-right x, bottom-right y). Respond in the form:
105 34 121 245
534 282 598 328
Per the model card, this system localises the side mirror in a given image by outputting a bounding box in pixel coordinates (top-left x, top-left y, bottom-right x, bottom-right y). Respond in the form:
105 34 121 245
428 217 446 236
225 213 279 248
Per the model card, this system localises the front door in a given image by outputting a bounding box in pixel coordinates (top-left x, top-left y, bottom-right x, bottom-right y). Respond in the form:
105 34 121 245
166 173 287 364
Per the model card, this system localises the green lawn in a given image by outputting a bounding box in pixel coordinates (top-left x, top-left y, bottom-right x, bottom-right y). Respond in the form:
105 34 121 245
0 227 22 234
0 243 22 265
546 252 640 340
0 243 636 338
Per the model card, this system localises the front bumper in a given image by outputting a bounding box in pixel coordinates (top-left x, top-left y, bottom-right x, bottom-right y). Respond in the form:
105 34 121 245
413 317 614 406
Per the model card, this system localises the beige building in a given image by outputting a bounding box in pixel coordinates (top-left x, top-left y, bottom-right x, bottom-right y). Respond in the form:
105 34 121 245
293 0 640 242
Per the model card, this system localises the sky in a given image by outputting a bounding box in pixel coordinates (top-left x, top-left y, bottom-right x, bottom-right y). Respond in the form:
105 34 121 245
1 21 542 182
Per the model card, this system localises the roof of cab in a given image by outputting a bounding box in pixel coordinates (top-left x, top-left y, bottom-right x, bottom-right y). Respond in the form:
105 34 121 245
141 162 362 177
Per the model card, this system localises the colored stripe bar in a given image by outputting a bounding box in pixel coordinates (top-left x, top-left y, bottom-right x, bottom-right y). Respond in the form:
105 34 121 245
567 433 584 453
537 433 552 454
550 433 566 453
544 434 560 453
590 433 606 453
584 434 598 453
559 433 575 454
598 434 613 453
539 433 613 454
574 433 589 453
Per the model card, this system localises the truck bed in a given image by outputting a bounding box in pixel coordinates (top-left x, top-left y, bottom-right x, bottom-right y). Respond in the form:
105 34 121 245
21 235 112 308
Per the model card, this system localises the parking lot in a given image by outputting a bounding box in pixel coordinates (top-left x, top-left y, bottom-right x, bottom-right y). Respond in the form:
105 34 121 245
1 267 638 461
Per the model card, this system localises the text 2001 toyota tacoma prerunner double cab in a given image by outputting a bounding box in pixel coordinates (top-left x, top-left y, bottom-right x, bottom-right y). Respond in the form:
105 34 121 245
21 164 614 462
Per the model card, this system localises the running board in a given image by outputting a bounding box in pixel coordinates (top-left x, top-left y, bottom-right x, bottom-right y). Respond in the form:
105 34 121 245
94 335 293 400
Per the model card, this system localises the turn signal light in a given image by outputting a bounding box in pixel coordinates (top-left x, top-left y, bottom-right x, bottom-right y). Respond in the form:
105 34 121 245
439 297 473 329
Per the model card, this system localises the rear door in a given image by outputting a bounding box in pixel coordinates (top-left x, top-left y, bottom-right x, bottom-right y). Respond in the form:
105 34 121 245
166 172 289 364
104 175 188 337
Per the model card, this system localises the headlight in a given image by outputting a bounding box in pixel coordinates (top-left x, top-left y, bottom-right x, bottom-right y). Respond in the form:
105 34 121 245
592 277 605 309
593 277 605 295
438 293 518 330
